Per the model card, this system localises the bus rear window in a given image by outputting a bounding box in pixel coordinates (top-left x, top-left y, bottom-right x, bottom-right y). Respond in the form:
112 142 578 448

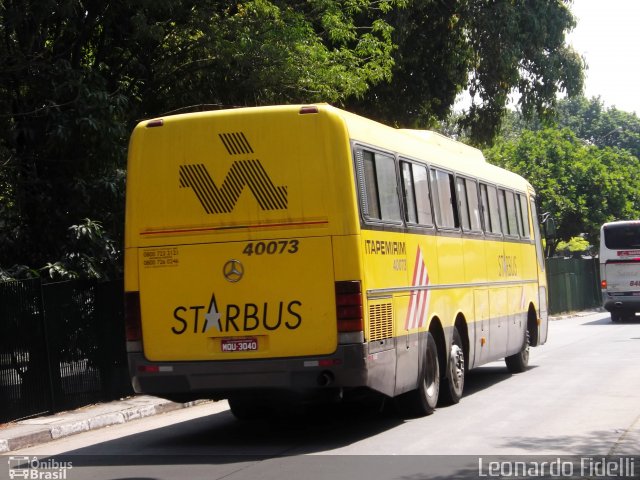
604 223 640 249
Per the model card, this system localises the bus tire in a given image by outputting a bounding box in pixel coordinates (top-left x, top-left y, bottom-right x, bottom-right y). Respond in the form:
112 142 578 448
394 332 440 417
611 311 622 322
505 331 530 373
439 327 465 405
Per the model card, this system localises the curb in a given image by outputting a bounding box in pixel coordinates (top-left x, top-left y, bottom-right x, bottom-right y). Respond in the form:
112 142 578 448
0 396 209 453
550 307 606 321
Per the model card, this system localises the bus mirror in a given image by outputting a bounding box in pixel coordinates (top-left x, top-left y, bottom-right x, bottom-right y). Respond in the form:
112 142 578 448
541 213 556 240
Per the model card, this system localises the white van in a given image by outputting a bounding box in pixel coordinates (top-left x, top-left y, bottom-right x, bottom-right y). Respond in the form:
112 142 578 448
599 220 640 321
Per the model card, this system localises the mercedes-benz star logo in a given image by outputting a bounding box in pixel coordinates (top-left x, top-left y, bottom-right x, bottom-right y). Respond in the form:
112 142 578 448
223 259 244 283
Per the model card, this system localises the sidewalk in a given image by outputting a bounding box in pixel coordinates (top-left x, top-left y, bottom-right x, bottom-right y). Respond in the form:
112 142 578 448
0 396 210 453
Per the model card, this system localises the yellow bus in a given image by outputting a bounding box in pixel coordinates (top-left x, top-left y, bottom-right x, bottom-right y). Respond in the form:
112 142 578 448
124 104 549 418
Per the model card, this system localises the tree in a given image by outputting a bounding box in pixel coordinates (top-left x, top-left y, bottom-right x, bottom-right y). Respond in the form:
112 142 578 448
485 128 640 255
499 96 640 156
0 0 403 279
554 97 640 158
346 0 584 144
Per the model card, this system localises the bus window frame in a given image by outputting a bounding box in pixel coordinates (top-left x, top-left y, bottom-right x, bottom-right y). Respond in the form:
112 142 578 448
353 144 404 228
479 182 503 238
498 187 521 239
455 174 483 236
399 157 435 230
429 166 461 232
516 192 531 239
352 141 533 245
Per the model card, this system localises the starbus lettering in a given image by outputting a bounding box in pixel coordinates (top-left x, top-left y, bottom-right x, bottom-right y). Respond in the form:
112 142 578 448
171 293 302 335
365 240 407 255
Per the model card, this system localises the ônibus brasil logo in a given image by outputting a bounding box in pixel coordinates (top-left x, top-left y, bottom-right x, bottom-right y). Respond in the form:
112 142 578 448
8 456 73 479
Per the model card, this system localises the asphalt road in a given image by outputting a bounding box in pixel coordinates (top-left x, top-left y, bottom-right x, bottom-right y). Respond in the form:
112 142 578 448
5 311 640 480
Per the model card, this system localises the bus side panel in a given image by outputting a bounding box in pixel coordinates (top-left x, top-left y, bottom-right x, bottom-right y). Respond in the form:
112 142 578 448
483 237 507 360
462 236 487 368
504 239 527 357
390 234 438 396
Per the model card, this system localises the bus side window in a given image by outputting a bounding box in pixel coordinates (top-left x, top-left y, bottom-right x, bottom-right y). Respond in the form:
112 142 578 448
466 179 482 232
361 150 381 219
456 177 471 231
456 177 482 233
503 189 519 237
480 183 502 235
358 148 402 223
400 160 433 226
498 188 516 236
517 193 531 238
401 161 417 223
430 168 459 229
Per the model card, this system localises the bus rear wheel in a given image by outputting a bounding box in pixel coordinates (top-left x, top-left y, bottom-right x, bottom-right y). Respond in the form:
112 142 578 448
505 331 530 373
394 332 440 417
611 311 627 322
439 327 465 405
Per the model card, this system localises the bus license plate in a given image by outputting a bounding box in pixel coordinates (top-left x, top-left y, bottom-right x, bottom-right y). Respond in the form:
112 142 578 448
221 337 258 353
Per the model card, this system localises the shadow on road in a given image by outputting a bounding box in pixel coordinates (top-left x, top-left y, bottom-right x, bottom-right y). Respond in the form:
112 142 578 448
23 365 536 480
582 316 640 326
54 367 523 457
462 365 524 399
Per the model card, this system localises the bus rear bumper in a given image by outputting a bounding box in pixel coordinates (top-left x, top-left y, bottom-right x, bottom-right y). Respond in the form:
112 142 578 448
602 293 640 313
128 343 397 403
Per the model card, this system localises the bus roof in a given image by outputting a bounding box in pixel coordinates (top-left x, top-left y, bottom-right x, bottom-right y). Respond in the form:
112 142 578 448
139 103 532 192
601 220 640 229
326 105 531 192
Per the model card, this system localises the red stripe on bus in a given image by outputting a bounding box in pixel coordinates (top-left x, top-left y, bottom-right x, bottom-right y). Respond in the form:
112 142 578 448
140 220 328 236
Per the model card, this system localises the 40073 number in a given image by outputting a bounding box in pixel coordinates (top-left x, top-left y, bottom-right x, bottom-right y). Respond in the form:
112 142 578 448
242 240 299 256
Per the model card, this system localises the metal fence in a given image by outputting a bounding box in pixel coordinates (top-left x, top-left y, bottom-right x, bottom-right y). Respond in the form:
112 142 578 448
0 278 132 423
546 257 601 315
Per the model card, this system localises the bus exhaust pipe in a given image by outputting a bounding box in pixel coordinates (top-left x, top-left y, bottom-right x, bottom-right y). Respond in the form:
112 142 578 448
317 371 334 387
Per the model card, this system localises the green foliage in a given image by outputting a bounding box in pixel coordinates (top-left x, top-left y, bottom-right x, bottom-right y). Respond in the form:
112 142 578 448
0 0 130 277
347 0 584 144
490 97 640 256
500 97 640 156
556 236 591 256
0 0 402 279
554 97 640 158
44 219 119 281
0 1 588 276
485 128 640 255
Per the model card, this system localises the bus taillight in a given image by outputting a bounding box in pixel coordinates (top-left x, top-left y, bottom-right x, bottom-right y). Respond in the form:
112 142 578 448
601 280 607 289
125 291 142 341
335 281 363 332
